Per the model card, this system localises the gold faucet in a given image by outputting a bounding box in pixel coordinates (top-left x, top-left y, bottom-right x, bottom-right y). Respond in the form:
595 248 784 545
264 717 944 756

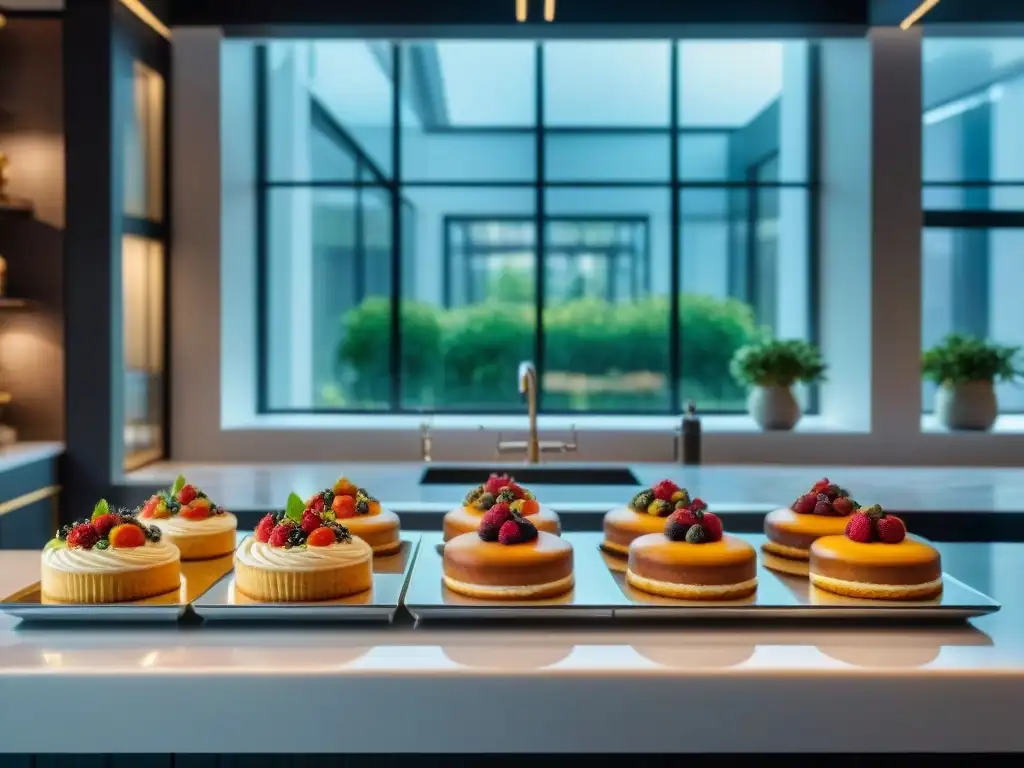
495 361 578 463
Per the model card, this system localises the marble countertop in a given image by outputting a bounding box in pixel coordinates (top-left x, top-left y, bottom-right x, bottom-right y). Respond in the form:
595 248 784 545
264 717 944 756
0 441 62 474
123 460 1024 514
0 541 1022 753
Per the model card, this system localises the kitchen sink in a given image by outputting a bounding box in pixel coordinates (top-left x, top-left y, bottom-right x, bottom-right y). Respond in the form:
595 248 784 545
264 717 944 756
419 466 639 486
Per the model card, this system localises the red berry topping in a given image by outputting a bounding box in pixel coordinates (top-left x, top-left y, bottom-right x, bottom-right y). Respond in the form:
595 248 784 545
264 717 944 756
179 503 211 520
812 493 834 516
876 515 907 544
67 523 100 549
478 503 514 542
688 497 708 513
504 482 526 500
664 510 691 541
91 513 120 537
652 479 680 502
484 473 513 495
301 509 322 534
268 523 293 548
832 496 858 516
177 484 198 505
255 514 275 543
845 513 874 543
700 512 724 542
497 515 539 546
309 495 326 513
810 478 831 495
792 492 817 515
307 527 336 547
108 523 146 549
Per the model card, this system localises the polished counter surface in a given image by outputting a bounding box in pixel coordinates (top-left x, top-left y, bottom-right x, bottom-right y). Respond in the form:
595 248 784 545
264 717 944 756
0 542 1021 753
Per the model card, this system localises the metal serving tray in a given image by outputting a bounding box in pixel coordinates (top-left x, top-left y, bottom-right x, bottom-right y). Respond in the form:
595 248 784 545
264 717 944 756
605 534 1000 621
0 555 235 623
405 532 627 622
190 535 421 622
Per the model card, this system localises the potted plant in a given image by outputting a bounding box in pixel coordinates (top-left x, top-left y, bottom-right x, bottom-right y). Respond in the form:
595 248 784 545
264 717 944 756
922 333 1020 430
729 339 826 430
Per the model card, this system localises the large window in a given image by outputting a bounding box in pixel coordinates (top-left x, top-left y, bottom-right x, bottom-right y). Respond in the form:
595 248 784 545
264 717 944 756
922 38 1024 413
259 39 815 414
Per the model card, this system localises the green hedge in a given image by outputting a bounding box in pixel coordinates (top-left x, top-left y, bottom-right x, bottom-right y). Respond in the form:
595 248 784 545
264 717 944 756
335 294 758 410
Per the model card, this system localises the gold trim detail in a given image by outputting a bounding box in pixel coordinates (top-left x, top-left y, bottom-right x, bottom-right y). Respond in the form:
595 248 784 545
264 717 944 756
119 0 172 41
0 485 61 520
900 0 940 30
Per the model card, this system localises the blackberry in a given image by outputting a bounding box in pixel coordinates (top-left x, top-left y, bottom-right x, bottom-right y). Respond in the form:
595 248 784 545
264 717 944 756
355 500 369 515
664 518 690 542
287 528 307 547
73 518 90 528
328 522 352 542
685 524 707 544
147 526 162 542
95 539 110 550
56 525 72 541
322 489 334 505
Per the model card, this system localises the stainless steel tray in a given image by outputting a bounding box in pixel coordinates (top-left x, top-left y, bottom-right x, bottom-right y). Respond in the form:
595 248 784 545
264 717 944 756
605 534 1000 621
0 555 235 623
405 532 627 621
190 535 421 622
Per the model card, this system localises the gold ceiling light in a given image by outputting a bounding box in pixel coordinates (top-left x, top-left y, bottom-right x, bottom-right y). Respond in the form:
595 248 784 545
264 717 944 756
516 0 527 23
515 0 556 22
545 0 556 22
0 11 7 32
900 0 940 30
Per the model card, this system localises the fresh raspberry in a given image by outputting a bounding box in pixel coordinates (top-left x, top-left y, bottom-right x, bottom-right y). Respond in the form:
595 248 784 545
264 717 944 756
91 513 120 537
688 497 708 513
810 478 831 495
269 523 293 547
478 503 513 541
824 483 843 501
876 515 906 544
308 495 326 513
792 492 817 515
664 511 691 542
177 484 197 505
700 512 723 542
108 523 146 548
255 514 275 543
832 496 858 516
653 479 680 502
66 523 100 549
845 513 874 543
301 509 322 534
484 473 513 495
497 516 538 546
812 493 834 516
306 527 336 547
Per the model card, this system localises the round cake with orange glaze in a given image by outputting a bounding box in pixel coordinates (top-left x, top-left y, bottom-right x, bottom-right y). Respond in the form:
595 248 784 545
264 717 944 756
139 474 237 561
809 505 942 600
305 476 400 556
443 507 574 600
602 479 697 565
443 474 560 542
762 477 860 576
627 504 757 600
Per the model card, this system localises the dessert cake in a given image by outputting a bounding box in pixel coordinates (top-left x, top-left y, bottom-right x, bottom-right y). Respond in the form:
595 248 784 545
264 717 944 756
235 492 373 602
139 474 237 560
306 476 400 555
41 500 181 603
443 506 574 600
443 473 560 542
627 504 757 600
602 479 697 566
809 505 942 600
761 477 859 576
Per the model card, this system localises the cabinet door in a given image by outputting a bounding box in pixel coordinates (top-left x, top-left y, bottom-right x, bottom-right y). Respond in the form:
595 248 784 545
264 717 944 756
0 494 57 549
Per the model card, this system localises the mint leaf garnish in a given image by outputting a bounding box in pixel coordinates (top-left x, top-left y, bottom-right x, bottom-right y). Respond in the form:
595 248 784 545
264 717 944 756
91 499 110 521
170 474 186 495
285 492 305 524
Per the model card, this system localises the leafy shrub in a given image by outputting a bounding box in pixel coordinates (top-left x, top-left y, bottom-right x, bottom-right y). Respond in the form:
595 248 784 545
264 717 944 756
922 333 1021 385
729 338 826 388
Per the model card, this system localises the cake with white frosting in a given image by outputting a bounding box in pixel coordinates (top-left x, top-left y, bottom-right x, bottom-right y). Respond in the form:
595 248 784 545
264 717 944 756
234 492 373 602
139 474 238 560
41 500 181 603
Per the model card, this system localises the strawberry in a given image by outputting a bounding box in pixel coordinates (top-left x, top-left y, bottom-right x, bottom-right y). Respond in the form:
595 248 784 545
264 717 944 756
688 497 708 513
832 496 858 516
876 515 906 544
478 503 513 541
664 510 691 542
255 513 275 543
179 503 210 520
91 513 120 537
308 495 326 513
177 484 197 505
332 494 357 519
269 523 293 548
484 473 513 495
498 515 538 545
301 509 322 534
700 512 723 542
307 527 336 547
810 478 831 495
108 523 146 548
67 523 100 549
812 493 834 516
845 513 874 543
653 479 679 502
792 492 818 515
504 482 526 500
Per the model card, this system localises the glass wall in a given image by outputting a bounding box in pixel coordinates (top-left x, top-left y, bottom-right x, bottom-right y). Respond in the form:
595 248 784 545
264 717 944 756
921 38 1024 412
260 39 815 414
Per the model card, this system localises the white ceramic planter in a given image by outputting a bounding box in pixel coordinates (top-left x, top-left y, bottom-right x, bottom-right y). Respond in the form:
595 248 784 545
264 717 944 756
935 380 998 431
747 385 801 430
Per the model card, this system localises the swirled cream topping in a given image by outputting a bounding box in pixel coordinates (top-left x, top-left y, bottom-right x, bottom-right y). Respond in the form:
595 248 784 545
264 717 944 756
146 512 238 538
42 540 181 573
234 535 371 572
